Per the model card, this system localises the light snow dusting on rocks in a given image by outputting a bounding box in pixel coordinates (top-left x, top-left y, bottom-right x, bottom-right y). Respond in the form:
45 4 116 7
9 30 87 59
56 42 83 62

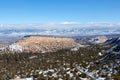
9 43 23 52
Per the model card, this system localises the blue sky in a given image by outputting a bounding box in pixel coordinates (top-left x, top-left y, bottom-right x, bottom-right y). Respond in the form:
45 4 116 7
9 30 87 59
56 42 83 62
0 0 120 23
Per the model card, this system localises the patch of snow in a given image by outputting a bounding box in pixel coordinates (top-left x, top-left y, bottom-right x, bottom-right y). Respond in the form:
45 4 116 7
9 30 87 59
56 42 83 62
39 70 43 74
48 69 54 73
71 47 79 51
58 78 63 80
29 56 37 59
98 52 103 56
52 73 57 77
9 43 23 52
96 77 105 80
10 77 33 80
0 47 6 51
80 78 90 80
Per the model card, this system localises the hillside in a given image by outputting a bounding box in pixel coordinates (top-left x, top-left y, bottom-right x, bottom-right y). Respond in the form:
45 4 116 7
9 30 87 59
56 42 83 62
0 35 120 79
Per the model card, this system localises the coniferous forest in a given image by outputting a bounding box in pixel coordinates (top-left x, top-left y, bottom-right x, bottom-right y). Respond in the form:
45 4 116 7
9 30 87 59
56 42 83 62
0 45 120 80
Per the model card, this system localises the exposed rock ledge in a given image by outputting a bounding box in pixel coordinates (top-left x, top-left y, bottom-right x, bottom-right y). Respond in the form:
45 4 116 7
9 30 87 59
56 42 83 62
7 36 80 53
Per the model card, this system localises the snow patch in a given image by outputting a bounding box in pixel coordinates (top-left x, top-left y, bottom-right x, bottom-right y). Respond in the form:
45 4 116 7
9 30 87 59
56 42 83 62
9 43 23 52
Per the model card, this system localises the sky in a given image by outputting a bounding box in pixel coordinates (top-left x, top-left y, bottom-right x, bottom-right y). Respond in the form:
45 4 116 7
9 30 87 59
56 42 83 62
0 0 120 23
0 0 120 36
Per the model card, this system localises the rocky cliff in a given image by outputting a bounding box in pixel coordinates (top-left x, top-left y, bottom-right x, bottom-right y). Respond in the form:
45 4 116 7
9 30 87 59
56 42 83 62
8 36 78 53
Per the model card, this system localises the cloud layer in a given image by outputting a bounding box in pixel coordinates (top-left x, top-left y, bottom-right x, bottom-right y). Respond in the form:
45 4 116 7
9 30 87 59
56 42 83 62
0 22 120 37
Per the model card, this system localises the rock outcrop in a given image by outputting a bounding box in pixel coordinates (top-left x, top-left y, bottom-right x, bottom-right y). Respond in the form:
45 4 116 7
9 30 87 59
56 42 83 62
8 36 78 53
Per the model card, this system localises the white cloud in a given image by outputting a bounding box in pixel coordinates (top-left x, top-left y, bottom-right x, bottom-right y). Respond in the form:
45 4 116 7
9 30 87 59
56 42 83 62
0 22 120 30
61 21 80 24
0 22 120 37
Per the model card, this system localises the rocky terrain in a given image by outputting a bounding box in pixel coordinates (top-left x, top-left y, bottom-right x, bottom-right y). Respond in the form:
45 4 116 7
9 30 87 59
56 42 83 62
89 36 108 44
6 35 80 53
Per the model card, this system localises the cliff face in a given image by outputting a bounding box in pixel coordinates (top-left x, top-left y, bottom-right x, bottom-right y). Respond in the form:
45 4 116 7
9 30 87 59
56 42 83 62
8 36 78 53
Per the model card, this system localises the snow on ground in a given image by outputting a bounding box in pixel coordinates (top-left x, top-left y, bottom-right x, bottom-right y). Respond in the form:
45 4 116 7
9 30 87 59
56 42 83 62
10 77 33 80
9 43 23 52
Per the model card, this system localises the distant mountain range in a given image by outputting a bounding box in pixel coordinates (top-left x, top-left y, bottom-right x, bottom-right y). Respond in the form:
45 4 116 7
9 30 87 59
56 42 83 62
0 23 120 37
